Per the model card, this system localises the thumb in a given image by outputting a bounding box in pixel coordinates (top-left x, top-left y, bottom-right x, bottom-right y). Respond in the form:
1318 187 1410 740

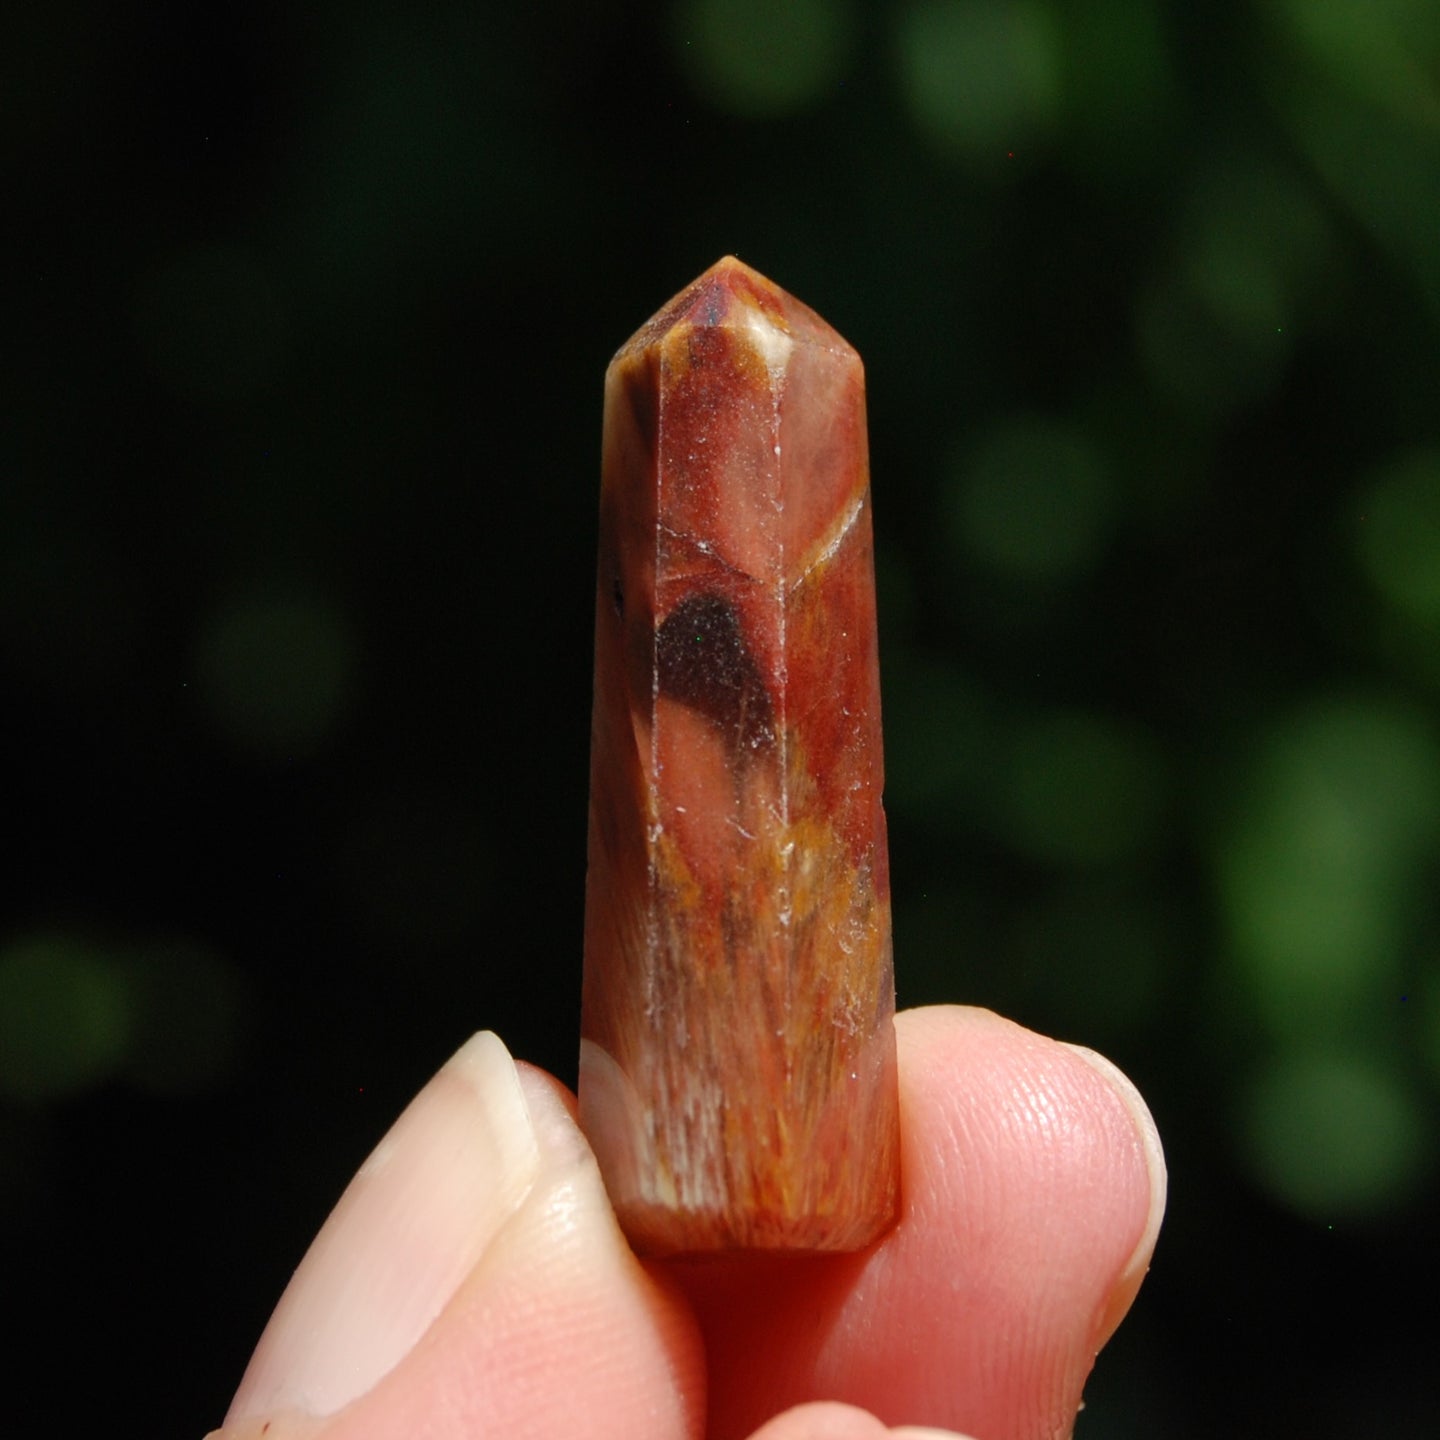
207 1033 702 1440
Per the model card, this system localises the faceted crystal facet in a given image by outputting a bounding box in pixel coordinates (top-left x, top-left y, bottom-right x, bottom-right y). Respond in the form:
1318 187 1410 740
580 256 899 1255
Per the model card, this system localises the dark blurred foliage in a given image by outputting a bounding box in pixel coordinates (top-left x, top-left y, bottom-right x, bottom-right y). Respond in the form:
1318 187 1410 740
4 0 1439 1434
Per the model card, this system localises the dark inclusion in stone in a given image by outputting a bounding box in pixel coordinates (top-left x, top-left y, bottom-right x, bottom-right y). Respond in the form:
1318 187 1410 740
656 592 774 751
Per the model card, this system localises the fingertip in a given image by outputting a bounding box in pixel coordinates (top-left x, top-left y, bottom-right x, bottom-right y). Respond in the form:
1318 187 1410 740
343 1047 704 1438
891 1430 982 1440
742 1401 892 1440
212 1036 704 1440
883 1005 1163 1430
221 1032 542 1427
741 1402 979 1440
895 1008 1165 1315
1058 1042 1167 1345
514 1058 580 1120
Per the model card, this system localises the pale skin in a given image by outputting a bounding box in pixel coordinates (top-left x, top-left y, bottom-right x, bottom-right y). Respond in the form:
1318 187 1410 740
209 1006 1166 1440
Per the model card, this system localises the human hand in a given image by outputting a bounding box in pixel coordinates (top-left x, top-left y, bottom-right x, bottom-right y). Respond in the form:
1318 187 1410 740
207 1006 1165 1440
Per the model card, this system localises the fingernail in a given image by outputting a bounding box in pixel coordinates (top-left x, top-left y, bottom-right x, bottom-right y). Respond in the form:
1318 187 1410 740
1061 1043 1167 1346
224 1032 540 1425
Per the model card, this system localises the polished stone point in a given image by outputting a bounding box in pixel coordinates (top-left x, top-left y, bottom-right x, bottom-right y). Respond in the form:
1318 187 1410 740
580 256 899 1255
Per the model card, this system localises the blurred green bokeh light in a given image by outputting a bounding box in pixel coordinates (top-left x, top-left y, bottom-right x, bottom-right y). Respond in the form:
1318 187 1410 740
1000 708 1166 868
1241 1050 1430 1222
945 415 1114 585
1355 447 1440 626
1215 694 1440 1041
1269 0 1440 126
0 933 130 1103
672 0 859 118
894 0 1061 167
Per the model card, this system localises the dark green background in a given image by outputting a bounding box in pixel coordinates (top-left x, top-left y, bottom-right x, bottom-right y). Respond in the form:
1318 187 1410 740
5 1 1438 1434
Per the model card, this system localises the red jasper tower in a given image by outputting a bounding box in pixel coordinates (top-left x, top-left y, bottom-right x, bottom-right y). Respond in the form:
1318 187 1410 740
580 257 899 1255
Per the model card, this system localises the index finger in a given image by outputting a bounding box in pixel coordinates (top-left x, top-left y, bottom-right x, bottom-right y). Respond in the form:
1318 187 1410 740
667 1005 1166 1440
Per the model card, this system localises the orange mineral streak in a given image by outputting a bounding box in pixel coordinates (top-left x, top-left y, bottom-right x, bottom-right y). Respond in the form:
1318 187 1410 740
580 256 899 1255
